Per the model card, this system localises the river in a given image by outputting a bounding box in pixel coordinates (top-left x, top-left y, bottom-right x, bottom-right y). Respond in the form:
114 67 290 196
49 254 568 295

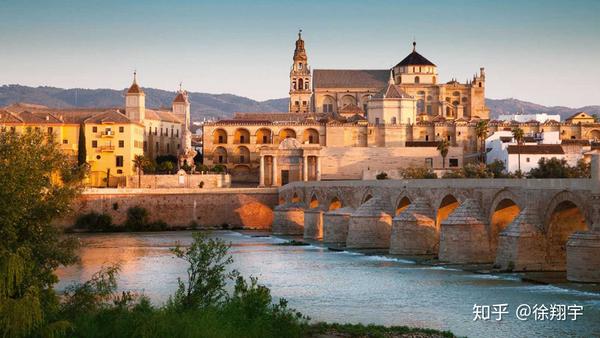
56 231 600 338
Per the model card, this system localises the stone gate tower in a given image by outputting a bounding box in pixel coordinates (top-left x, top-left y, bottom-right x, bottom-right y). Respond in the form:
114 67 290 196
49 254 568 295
289 30 312 114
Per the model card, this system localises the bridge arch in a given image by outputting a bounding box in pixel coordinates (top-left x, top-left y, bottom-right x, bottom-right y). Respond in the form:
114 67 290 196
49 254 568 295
435 194 460 227
309 193 319 208
489 197 521 255
544 191 590 270
328 196 342 211
291 192 301 203
395 196 412 215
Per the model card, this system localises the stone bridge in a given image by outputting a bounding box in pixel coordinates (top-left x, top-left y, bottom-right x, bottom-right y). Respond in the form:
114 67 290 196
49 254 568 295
274 156 600 283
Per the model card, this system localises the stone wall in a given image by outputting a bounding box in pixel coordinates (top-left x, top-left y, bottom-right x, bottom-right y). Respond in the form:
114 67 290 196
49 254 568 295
60 188 278 229
127 173 231 189
320 146 463 180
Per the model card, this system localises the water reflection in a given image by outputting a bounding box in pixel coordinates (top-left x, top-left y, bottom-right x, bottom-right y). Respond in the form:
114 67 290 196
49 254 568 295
56 231 600 338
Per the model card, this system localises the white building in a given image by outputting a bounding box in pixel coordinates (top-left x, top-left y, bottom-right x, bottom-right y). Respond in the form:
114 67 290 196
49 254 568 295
485 130 574 173
497 113 561 123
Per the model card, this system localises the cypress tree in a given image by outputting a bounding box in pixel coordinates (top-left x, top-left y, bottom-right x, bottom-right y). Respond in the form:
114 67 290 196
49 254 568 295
77 123 87 166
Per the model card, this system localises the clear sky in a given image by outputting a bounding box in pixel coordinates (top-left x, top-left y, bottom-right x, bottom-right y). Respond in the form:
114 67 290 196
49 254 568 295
0 0 598 107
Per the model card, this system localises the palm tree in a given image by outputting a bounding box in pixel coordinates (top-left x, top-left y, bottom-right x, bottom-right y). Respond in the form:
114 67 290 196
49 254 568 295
437 139 450 169
475 120 489 163
133 155 147 188
511 127 525 174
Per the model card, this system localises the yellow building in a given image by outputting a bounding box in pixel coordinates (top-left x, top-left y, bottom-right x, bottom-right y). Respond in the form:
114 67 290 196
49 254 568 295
0 73 194 187
566 112 596 124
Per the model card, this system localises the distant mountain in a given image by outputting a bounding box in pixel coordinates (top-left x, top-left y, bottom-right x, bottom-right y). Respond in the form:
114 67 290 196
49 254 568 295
0 85 288 121
1 85 597 122
486 98 600 120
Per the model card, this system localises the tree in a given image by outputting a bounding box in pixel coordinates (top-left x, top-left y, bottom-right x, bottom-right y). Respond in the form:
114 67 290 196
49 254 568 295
77 123 87 166
527 157 591 178
132 155 148 188
169 232 238 309
437 139 449 168
475 120 489 163
0 129 85 337
511 127 525 173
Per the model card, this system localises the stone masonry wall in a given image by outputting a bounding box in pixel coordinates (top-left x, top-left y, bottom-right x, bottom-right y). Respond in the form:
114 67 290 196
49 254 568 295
59 188 278 229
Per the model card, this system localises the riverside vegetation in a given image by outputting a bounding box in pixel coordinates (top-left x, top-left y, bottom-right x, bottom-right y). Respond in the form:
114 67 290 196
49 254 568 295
0 130 455 338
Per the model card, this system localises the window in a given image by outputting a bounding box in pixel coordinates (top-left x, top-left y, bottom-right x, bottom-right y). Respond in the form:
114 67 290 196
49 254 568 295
96 155 101 160
156 142 159 151
119 126 124 133
118 140 124 148
425 135 429 141
171 128 174 137
302 101 307 106
295 101 300 106
526 157 531 163
425 158 433 168
414 76 420 84
240 155 245 163
218 135 224 143
426 105 432 115
309 135 314 143
47 127 53 134
391 117 397 124
240 135 245 143
323 104 333 113
154 127 157 135
375 118 380 125
449 158 459 167
177 144 180 149
447 135 451 141
263 135 268 143
299 63 303 69
92 140 98 148
92 126 97 132
176 130 179 137
143 141 147 151
116 156 124 167
62 139 68 144
117 169 123 174
218 155 224 163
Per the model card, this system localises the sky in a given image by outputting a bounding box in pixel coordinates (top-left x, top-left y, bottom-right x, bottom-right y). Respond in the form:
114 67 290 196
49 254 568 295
0 0 599 107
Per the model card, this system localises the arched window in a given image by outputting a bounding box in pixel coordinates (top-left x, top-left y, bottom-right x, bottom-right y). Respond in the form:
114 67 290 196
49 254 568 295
391 117 397 124
414 76 420 84
292 81 296 90
298 78 304 90
304 79 309 90
299 63 303 69
453 91 460 96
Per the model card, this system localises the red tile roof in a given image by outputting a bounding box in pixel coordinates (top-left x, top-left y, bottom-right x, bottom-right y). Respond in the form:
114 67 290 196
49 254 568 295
507 144 564 155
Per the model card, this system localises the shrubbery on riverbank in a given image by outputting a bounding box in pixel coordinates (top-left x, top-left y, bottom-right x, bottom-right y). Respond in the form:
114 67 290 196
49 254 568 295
73 206 168 232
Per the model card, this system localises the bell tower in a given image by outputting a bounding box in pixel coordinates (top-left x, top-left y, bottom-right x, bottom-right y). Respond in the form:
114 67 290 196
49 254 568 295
289 30 312 114
125 71 145 122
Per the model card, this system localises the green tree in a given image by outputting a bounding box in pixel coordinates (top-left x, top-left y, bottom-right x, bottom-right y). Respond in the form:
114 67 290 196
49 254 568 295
511 127 525 173
0 129 85 337
527 157 590 178
437 139 450 169
169 232 238 309
400 167 437 179
132 154 148 188
475 120 489 163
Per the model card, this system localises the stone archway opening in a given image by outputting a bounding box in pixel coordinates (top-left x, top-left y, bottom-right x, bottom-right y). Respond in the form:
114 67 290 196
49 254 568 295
396 196 411 215
291 192 301 203
310 194 319 209
490 199 520 254
436 194 459 227
546 200 588 270
329 197 342 211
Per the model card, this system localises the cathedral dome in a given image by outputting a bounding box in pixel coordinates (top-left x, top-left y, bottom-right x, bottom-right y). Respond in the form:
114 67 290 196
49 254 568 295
395 42 435 67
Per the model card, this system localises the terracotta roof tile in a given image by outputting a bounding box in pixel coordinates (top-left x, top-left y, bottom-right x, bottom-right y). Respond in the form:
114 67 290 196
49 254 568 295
507 144 564 155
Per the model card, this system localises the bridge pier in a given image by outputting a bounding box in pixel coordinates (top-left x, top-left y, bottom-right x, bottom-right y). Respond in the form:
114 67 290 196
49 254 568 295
322 207 354 244
390 197 437 255
346 197 393 249
304 206 326 239
272 202 305 235
495 207 546 271
439 198 492 264
567 155 600 282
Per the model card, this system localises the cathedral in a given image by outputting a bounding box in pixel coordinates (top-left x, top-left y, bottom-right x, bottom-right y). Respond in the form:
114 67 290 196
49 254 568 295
290 31 489 121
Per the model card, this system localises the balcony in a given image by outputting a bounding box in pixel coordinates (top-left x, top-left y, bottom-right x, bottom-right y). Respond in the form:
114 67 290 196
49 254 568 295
101 130 115 137
98 145 115 152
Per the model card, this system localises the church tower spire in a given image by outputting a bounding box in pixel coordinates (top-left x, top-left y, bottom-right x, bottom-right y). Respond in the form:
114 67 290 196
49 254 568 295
125 70 145 122
289 29 312 114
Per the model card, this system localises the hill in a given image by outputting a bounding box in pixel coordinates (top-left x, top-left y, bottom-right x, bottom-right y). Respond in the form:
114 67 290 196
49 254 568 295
1 85 597 122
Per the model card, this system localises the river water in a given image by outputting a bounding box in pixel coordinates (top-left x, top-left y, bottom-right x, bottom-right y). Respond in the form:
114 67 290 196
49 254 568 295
56 231 600 338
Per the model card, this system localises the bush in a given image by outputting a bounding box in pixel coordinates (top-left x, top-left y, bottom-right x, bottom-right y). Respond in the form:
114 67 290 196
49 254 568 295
375 172 388 180
158 161 175 174
528 157 591 178
124 206 150 231
212 164 226 173
400 167 437 179
462 163 493 178
442 170 464 178
196 164 210 172
74 212 113 232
